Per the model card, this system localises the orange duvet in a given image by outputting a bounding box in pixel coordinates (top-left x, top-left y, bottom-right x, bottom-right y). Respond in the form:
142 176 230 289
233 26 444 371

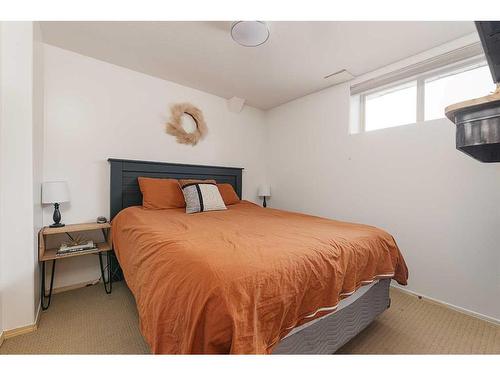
112 201 408 354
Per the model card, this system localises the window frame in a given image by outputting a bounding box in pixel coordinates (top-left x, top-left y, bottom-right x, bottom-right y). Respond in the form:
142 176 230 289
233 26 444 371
356 56 490 133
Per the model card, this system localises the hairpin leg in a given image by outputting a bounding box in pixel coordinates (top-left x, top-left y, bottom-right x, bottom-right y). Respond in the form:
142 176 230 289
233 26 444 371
98 251 112 294
41 259 56 310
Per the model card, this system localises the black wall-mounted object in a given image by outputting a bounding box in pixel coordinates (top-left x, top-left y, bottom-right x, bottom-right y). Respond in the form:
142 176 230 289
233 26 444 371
476 21 500 84
446 21 500 162
453 102 500 162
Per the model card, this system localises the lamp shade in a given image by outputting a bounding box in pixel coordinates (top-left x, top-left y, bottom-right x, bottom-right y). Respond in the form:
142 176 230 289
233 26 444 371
258 184 271 197
42 181 70 204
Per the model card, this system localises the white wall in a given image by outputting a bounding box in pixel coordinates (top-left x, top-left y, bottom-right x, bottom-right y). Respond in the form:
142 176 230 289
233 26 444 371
32 22 44 317
0 21 4 336
0 22 40 331
43 44 268 290
266 69 500 321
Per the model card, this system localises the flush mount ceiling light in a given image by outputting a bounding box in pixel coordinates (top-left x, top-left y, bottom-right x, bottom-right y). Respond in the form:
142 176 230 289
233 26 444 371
231 21 270 47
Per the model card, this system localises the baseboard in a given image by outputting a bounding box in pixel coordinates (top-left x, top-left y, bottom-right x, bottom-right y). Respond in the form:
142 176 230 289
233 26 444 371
3 303 42 340
391 285 500 326
52 278 100 295
35 302 41 327
4 321 38 340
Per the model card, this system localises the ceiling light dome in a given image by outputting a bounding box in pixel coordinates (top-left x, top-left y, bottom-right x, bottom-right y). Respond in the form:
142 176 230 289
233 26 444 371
231 21 269 47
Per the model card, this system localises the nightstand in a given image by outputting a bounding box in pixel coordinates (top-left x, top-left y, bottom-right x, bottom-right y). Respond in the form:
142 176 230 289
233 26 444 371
38 222 113 310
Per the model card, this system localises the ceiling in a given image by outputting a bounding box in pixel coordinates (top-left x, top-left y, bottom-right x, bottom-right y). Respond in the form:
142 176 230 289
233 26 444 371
40 21 476 110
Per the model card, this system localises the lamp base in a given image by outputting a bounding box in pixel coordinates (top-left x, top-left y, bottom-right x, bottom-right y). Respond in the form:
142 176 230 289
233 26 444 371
49 223 65 228
51 202 64 228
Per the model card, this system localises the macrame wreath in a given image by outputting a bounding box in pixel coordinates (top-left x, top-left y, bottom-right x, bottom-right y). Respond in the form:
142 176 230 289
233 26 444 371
166 103 208 146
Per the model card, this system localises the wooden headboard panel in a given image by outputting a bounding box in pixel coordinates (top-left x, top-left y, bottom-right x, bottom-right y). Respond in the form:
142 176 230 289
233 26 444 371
108 158 243 219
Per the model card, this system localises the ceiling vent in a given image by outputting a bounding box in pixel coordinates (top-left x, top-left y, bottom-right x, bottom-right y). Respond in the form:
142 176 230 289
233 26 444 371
323 69 354 86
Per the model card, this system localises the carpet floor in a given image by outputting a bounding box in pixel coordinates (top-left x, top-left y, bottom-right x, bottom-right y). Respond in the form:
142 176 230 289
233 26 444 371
1 282 498 354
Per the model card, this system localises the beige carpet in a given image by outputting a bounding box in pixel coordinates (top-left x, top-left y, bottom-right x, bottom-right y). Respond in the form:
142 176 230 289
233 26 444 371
1 282 498 354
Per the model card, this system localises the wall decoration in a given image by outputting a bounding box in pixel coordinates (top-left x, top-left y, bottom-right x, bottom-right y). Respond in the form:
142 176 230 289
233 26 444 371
166 103 208 146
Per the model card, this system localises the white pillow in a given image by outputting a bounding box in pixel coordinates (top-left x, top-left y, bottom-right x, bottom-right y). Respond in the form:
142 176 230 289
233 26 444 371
181 182 227 214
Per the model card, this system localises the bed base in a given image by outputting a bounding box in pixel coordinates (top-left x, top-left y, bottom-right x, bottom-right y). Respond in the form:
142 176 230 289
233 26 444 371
273 279 391 354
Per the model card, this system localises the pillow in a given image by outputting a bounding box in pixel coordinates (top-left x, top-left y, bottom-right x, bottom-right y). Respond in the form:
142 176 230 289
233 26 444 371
138 177 185 209
217 183 240 205
179 180 226 214
179 179 216 186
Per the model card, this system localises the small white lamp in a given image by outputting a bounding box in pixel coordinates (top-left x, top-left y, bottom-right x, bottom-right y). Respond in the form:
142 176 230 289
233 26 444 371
258 184 271 208
42 181 70 227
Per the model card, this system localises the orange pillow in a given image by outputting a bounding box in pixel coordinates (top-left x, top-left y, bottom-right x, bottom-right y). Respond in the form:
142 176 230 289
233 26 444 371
217 183 240 205
138 177 185 209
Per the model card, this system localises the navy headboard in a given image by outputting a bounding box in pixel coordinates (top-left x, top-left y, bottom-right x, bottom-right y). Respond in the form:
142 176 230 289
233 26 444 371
108 158 243 219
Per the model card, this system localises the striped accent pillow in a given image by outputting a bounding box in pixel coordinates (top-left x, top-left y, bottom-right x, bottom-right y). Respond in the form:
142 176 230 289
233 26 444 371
180 181 227 214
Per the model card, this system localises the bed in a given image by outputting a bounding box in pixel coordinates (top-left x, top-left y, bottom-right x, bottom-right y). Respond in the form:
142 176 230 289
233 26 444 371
108 158 408 354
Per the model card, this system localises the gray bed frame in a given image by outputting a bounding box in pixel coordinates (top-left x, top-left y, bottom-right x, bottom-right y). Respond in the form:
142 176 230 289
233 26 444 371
108 158 391 354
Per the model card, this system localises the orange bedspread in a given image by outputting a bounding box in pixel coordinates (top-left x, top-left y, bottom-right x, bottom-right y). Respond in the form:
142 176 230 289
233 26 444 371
112 201 408 354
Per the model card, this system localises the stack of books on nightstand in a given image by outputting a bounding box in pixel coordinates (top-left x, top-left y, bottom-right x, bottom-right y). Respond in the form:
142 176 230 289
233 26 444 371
57 240 97 256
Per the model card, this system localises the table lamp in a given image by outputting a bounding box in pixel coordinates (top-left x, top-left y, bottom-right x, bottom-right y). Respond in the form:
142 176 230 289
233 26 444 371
42 181 70 227
258 184 271 208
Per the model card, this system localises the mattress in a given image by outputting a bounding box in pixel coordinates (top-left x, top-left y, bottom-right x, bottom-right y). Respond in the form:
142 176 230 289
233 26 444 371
285 280 379 339
273 279 391 354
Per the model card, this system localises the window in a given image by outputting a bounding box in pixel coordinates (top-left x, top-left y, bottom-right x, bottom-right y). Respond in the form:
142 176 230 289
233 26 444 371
355 59 495 133
365 82 416 131
424 64 495 121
